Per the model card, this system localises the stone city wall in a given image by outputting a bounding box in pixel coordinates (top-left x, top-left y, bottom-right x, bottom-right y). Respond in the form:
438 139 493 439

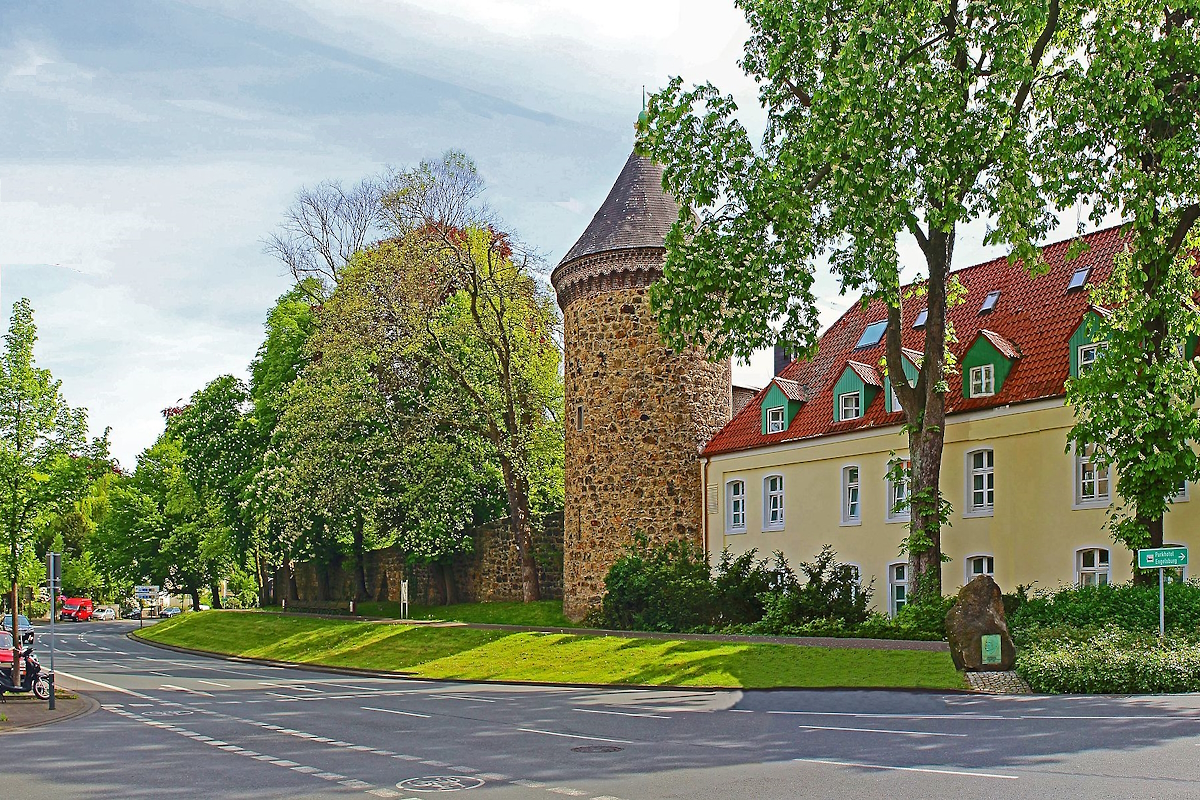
561 257 731 620
287 512 563 606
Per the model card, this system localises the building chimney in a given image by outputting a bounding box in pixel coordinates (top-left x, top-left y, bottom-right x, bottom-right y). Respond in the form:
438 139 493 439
773 344 791 376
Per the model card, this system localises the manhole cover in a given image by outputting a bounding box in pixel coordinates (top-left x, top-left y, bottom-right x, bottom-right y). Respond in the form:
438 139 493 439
571 745 623 753
396 776 485 792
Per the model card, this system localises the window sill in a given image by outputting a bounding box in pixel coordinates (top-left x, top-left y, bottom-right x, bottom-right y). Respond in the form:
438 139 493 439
839 519 862 527
1072 499 1111 511
885 515 911 524
968 392 995 399
762 526 785 533
726 528 748 536
961 507 994 519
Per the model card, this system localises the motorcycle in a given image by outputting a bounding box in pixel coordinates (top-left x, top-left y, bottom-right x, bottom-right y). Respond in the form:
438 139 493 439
0 629 52 701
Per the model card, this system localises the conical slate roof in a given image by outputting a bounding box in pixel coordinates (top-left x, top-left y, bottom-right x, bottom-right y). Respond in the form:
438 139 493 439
557 150 680 268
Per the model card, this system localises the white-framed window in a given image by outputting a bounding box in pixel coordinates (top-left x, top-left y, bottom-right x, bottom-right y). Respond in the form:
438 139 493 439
966 554 995 583
965 448 995 516
1074 444 1111 508
726 479 747 534
1173 479 1189 503
1076 547 1111 587
766 406 786 433
969 364 995 397
839 392 861 421
763 474 785 530
886 458 911 523
841 465 861 525
890 384 901 412
1078 343 1100 375
888 562 908 617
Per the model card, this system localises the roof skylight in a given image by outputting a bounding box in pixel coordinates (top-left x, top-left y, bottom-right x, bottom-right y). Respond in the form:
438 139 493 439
1067 267 1090 292
913 309 928 328
980 290 1001 314
855 320 888 349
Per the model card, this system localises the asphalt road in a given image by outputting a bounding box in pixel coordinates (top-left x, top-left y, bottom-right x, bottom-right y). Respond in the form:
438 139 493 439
3 621 1200 798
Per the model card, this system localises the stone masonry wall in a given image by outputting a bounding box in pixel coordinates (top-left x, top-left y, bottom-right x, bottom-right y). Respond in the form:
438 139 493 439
561 252 731 620
290 512 563 606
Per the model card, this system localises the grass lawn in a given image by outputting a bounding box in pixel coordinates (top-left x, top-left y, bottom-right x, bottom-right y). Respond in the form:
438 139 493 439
137 611 963 690
357 599 573 628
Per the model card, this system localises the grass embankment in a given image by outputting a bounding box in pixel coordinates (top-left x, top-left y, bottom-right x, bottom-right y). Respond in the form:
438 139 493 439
358 599 573 627
137 611 962 690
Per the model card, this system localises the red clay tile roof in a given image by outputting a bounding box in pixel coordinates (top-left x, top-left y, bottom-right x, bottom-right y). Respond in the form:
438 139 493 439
846 360 883 387
704 225 1131 456
772 377 806 401
977 329 1021 360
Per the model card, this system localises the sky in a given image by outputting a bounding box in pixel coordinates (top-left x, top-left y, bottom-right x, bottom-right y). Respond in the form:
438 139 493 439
0 0 1106 467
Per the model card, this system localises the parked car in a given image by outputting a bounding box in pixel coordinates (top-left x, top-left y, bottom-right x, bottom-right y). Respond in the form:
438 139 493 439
60 597 94 622
93 606 117 621
159 607 183 618
123 607 142 620
1 614 34 637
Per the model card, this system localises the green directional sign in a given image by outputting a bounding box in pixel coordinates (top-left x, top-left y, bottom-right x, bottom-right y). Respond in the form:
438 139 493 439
1138 546 1188 570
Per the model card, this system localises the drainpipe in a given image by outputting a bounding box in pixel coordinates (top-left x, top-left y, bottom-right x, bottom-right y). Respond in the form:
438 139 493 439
701 455 711 560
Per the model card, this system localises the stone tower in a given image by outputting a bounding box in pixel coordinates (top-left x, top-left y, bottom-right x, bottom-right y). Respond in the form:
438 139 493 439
552 146 732 620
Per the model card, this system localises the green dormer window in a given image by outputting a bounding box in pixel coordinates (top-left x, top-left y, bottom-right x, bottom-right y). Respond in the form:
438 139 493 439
761 378 804 435
961 330 1019 399
833 361 881 422
1069 308 1108 379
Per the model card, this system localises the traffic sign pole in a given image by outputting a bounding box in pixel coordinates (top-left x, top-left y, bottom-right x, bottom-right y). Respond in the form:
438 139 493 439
1160 566 1166 639
1138 547 1188 640
46 552 60 710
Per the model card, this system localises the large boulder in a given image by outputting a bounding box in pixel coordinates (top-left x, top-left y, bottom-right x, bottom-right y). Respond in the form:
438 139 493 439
945 575 1015 672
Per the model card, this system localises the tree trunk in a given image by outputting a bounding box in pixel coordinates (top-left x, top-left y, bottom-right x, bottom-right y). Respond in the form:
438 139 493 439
499 458 540 602
352 510 369 602
209 580 223 609
437 561 457 606
1133 516 1167 586
907 425 946 602
286 558 299 602
190 587 201 612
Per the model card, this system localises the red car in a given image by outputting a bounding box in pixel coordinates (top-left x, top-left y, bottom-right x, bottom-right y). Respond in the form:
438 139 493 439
60 598 93 621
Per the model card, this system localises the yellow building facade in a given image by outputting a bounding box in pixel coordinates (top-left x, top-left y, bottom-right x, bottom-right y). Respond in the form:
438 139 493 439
704 399 1195 615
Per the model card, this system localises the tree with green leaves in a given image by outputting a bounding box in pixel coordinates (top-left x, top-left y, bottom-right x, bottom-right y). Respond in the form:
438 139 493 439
95 437 228 611
0 299 92 679
167 375 261 606
336 152 565 602
1046 1 1200 574
640 0 1070 602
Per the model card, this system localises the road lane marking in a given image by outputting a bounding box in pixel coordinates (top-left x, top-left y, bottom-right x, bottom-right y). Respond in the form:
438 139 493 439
798 724 966 737
196 679 230 688
770 711 1006 720
517 728 633 744
793 757 1017 780
433 693 496 703
363 706 431 718
161 684 214 697
574 708 669 720
55 670 155 699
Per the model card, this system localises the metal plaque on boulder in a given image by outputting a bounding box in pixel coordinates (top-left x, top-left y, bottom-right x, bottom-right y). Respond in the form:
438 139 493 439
981 633 1002 665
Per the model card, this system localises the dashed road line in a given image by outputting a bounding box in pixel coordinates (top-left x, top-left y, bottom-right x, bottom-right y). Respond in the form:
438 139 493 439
793 756 1018 780
362 706 431 719
517 728 633 744
797 724 968 738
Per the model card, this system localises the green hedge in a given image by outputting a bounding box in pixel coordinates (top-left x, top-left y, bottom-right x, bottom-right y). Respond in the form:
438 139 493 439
1008 581 1200 641
1017 626 1200 693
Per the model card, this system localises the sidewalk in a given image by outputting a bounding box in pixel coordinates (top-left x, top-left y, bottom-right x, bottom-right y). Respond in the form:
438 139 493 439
0 692 98 734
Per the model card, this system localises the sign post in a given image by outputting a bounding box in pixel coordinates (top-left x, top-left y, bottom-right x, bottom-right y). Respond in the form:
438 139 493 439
1138 547 1189 638
46 552 60 710
134 586 159 631
400 580 409 620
